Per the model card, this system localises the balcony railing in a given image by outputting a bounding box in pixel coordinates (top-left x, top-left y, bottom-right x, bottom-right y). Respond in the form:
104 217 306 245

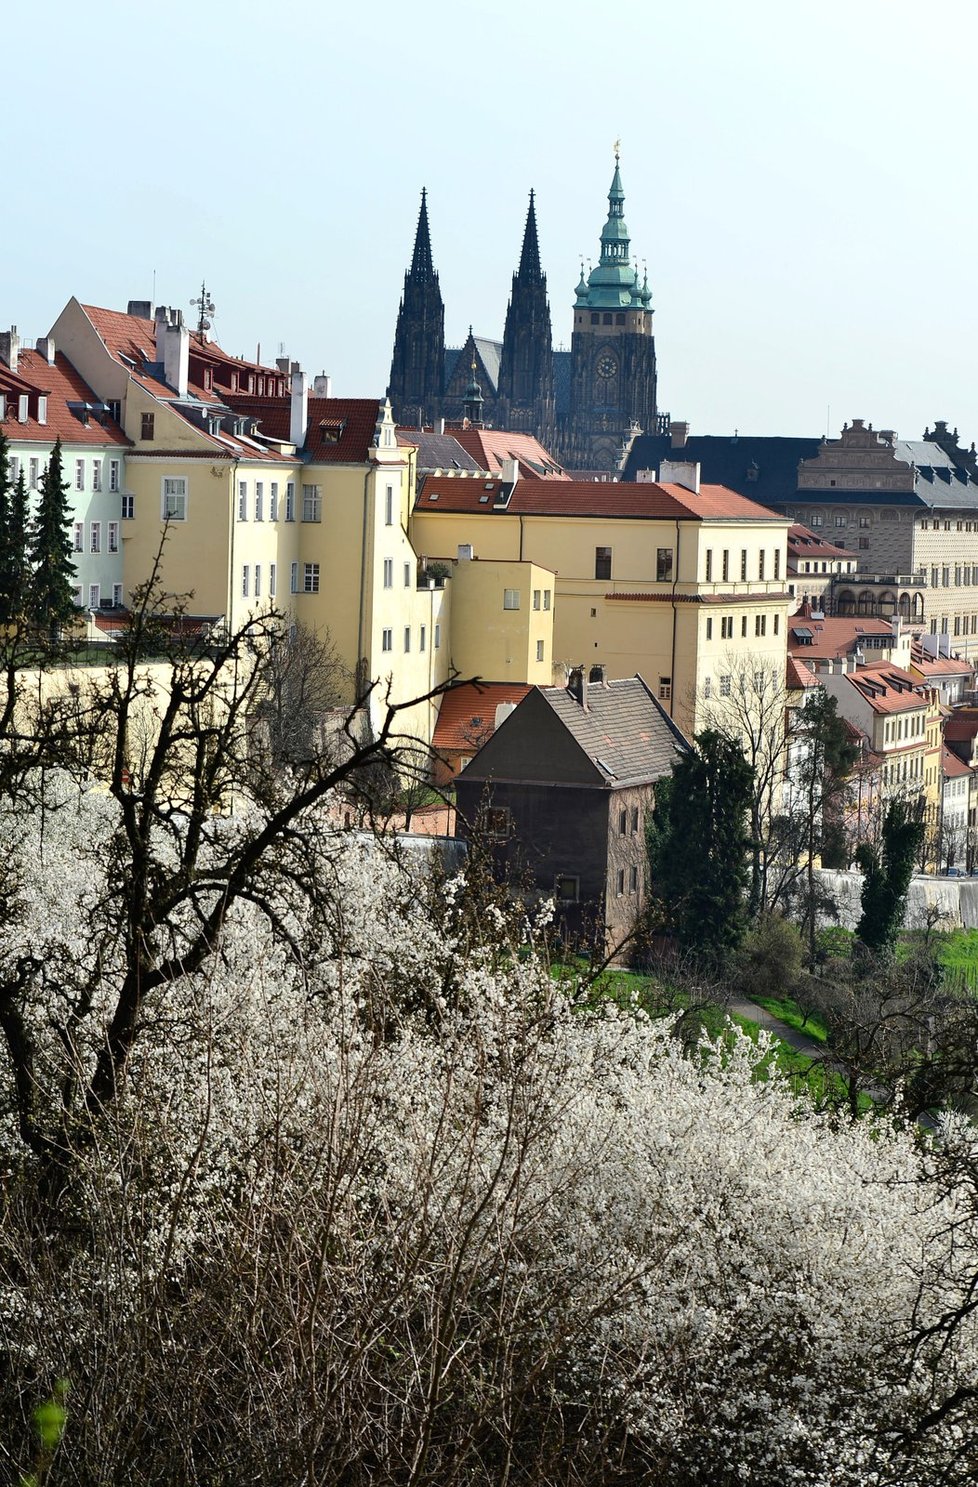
840 572 927 588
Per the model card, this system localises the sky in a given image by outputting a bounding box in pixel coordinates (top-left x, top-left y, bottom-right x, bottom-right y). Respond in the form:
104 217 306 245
5 0 978 441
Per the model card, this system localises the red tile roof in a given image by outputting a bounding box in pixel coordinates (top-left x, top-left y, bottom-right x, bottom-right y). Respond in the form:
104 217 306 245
608 589 787 605
942 745 972 780
417 475 787 522
1 349 129 448
787 616 897 661
787 522 857 561
224 394 387 464
844 665 927 715
786 655 820 690
449 428 569 480
909 644 974 679
432 681 532 754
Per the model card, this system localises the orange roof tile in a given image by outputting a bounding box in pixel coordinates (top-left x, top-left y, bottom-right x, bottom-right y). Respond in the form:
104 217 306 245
844 664 927 715
449 428 569 480
1 349 129 448
224 394 388 464
787 522 857 561
942 745 972 780
786 655 820 689
432 681 532 754
417 475 788 522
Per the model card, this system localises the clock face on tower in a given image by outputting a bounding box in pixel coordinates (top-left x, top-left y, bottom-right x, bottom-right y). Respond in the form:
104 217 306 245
596 353 618 380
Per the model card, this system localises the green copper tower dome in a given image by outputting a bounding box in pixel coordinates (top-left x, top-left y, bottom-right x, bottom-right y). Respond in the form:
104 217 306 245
577 151 644 310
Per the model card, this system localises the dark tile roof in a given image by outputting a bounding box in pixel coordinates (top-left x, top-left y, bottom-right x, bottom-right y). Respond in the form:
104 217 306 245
621 432 823 504
403 431 482 472
539 676 688 786
553 349 571 421
223 393 385 463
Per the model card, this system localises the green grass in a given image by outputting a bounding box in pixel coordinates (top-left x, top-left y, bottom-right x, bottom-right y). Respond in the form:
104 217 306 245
752 995 829 1043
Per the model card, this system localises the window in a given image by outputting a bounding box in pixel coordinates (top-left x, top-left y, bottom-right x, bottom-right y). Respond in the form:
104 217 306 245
383 558 393 588
385 485 393 526
285 482 295 521
382 628 393 652
290 561 299 593
774 549 780 580
722 549 730 581
73 522 83 552
162 477 187 521
29 457 39 488
75 459 85 491
932 567 939 588
72 585 83 607
858 536 869 550
269 482 279 521
555 874 579 903
859 515 870 529
631 807 639 834
656 548 674 582
254 564 261 598
835 514 846 527
88 583 100 609
741 616 748 637
420 625 427 652
255 482 264 521
543 590 551 610
404 562 411 588
533 589 541 610
721 616 733 640
109 459 120 493
810 514 823 528
536 639 544 661
594 546 612 580
956 566 963 586
302 484 322 521
720 674 732 697
758 551 765 580
657 675 672 701
618 808 628 835
238 482 248 520
703 676 712 699
629 865 639 893
269 563 277 597
112 583 123 607
503 588 520 610
755 614 766 636
404 627 411 652
773 614 779 635
616 868 625 897
434 623 441 648
108 521 119 553
740 549 748 581
122 493 134 520
92 461 102 493
943 568 951 588
141 412 155 441
6 456 17 483
705 548 713 581
706 617 713 639
90 521 101 554
303 563 320 593
242 565 250 598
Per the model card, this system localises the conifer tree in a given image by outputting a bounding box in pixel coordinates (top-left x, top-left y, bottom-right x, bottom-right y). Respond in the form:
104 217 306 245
0 429 11 623
28 438 77 641
1 466 31 625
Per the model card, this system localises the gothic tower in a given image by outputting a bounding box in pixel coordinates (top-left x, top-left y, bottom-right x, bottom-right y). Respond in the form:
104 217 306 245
497 190 556 448
387 190 445 426
562 154 657 471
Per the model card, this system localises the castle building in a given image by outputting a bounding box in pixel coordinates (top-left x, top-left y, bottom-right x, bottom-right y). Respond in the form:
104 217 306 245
387 156 661 472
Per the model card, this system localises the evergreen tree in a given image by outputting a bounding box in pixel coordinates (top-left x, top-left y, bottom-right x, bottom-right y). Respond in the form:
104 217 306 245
0 465 31 625
855 797 924 953
28 438 77 641
0 429 10 623
646 729 754 965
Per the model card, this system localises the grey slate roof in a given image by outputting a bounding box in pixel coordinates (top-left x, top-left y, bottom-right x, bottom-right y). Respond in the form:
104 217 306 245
539 676 688 787
553 349 571 421
412 432 482 472
621 432 823 504
444 338 503 394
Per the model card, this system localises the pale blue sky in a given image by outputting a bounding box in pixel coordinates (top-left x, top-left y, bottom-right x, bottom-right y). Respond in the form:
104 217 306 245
6 0 978 441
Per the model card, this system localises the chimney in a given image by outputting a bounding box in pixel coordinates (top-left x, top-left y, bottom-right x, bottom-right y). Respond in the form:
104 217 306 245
0 326 19 373
127 300 152 319
500 456 519 485
658 458 701 493
290 367 309 446
312 372 332 397
35 336 56 365
276 356 290 375
437 417 446 435
156 307 189 397
670 420 690 449
567 665 589 710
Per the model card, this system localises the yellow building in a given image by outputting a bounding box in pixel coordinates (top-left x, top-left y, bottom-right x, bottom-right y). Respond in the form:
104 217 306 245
411 459 791 736
820 663 938 828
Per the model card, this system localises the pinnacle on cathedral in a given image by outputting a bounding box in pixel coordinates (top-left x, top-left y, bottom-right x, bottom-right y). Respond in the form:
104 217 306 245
497 189 555 444
387 189 445 426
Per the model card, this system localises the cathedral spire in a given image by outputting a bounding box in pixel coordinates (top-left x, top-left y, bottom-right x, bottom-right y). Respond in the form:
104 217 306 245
410 188 436 281
516 189 543 281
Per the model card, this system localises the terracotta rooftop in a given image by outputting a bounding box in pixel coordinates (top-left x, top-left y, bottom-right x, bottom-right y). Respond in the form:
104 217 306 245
450 428 569 480
432 681 532 754
942 745 972 780
417 475 788 522
910 643 974 679
225 393 388 464
787 522 857 562
786 655 820 690
1 349 129 448
787 615 899 661
844 664 927 715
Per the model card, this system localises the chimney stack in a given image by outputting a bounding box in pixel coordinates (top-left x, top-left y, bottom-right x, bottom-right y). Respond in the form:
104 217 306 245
35 336 56 365
312 372 331 397
670 420 690 449
567 665 589 710
155 306 189 397
290 367 309 446
0 326 20 373
127 300 152 319
658 458 701 493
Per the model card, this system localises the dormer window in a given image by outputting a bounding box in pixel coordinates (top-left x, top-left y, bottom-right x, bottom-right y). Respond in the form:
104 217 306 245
319 418 346 444
37 396 47 425
18 395 28 422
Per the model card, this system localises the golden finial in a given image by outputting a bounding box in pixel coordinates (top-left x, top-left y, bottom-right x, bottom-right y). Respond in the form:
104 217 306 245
614 137 621 160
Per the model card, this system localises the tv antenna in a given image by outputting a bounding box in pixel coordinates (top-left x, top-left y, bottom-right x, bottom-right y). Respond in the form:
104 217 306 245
191 282 216 336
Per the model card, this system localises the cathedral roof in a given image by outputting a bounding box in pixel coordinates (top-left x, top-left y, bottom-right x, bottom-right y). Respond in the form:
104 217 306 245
444 338 501 394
